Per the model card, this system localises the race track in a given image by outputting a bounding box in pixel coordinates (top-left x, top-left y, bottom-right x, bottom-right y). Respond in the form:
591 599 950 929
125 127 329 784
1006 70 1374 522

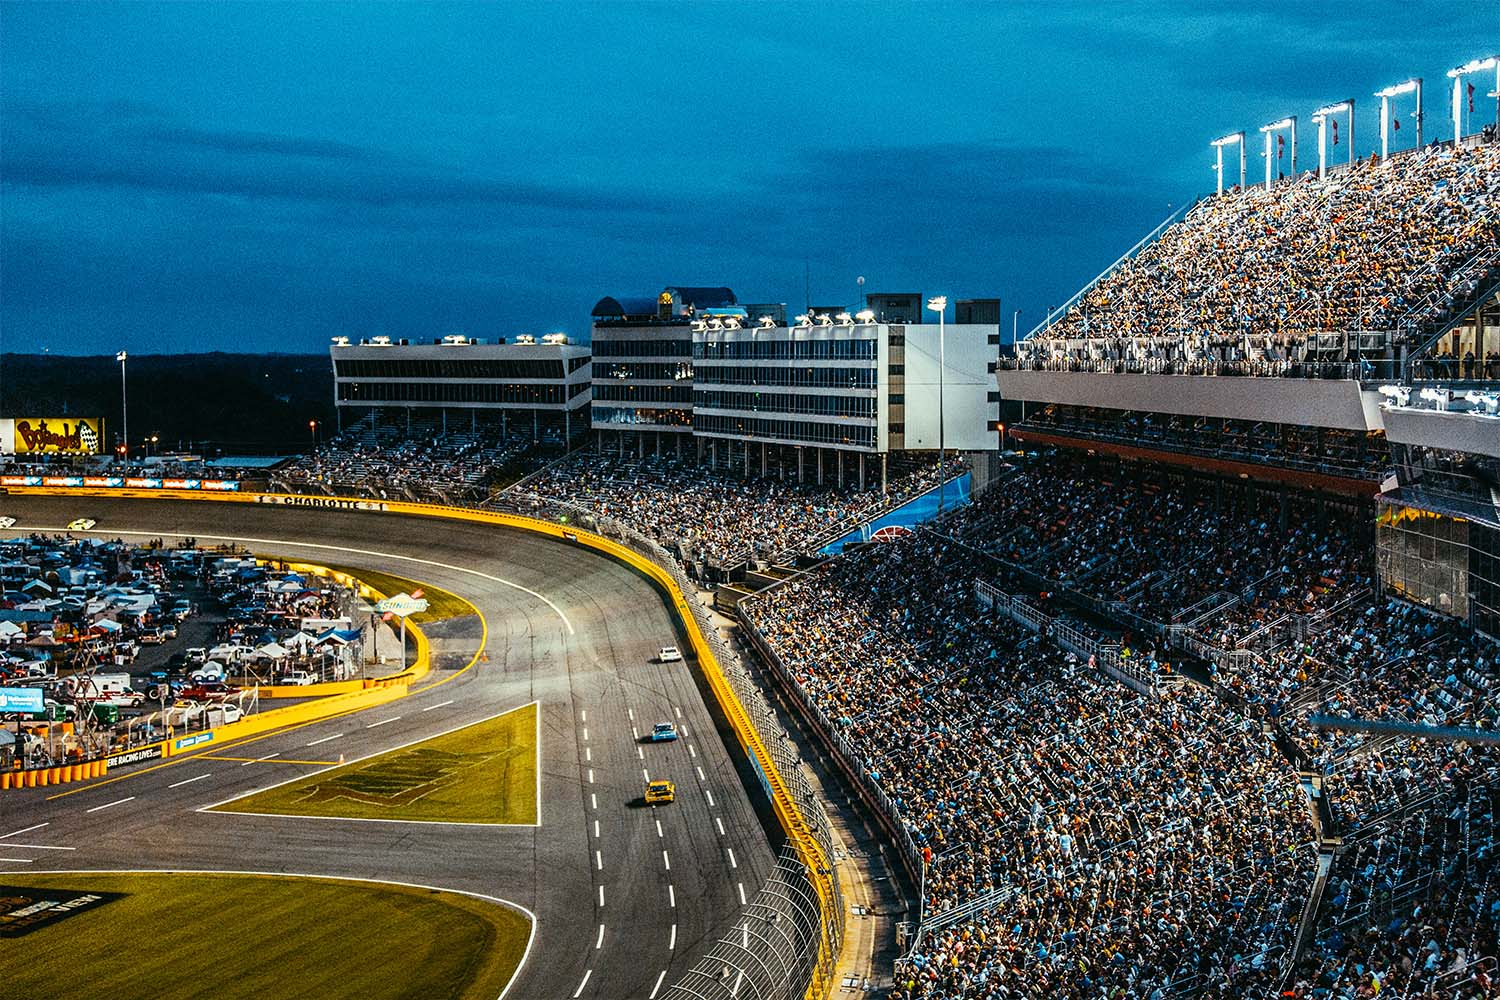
0 494 781 1000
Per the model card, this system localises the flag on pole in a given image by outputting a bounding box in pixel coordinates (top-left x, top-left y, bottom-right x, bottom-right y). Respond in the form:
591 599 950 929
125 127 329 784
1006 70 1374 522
1332 120 1339 146
1277 134 1285 159
1469 82 1476 113
1392 116 1400 131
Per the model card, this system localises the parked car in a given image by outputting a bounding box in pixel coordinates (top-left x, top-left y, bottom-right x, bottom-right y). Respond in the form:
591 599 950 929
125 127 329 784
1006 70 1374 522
279 670 315 686
656 646 683 663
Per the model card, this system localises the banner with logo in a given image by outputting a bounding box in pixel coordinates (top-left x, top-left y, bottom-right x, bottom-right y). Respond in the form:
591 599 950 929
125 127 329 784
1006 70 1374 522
3 417 104 455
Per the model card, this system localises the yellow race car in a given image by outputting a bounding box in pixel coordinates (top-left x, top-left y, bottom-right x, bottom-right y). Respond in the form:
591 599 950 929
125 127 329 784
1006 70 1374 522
645 779 676 804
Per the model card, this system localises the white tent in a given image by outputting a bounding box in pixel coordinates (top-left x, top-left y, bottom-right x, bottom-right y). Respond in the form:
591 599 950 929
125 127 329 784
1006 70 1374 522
256 641 290 659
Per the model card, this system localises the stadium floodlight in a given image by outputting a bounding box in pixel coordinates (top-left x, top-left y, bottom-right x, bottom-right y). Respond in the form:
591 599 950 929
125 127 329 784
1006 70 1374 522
927 296 948 514
1464 390 1500 414
1378 384 1411 406
330 335 351 346
1259 117 1297 190
794 314 812 328
442 334 470 345
690 319 708 333
1448 56 1500 144
835 312 854 326
723 316 742 330
757 315 776 328
541 332 569 344
1210 131 1247 195
1420 386 1451 410
1375 78 1423 158
1311 100 1355 179
370 335 393 346
855 309 876 325
514 334 536 345
815 313 833 327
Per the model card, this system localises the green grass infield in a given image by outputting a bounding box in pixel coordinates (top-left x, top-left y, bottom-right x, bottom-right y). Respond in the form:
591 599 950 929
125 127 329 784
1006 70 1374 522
211 702 539 824
0 871 530 1000
312 563 474 623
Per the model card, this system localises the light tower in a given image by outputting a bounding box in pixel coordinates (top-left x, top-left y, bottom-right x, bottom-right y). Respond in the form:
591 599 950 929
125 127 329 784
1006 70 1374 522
1375 79 1422 159
1210 131 1247 195
1311 100 1354 179
1448 56 1499 144
1259 116 1297 191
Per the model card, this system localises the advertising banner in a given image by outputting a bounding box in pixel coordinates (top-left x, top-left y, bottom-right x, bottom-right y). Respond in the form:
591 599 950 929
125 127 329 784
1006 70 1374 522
106 743 165 768
0 687 46 714
8 417 104 455
124 477 163 489
255 495 388 511
0 476 42 487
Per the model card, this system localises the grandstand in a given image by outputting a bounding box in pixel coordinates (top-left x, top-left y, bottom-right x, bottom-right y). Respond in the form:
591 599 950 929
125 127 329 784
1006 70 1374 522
248 58 1499 1000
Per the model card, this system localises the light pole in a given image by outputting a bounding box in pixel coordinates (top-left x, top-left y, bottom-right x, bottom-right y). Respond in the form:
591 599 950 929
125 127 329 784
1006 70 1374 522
1448 56 1499 145
926 295 947 514
1375 79 1422 159
1312 100 1354 179
1259 117 1297 190
309 419 318 447
116 351 128 463
1210 131 1247 195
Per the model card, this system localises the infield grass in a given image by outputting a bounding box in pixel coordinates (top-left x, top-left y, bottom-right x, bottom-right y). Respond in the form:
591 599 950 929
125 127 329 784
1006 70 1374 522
320 564 473 623
212 701 538 824
2 872 530 1000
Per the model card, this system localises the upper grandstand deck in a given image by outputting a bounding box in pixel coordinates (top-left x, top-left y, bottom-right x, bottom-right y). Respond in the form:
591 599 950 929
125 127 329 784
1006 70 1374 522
999 137 1500 429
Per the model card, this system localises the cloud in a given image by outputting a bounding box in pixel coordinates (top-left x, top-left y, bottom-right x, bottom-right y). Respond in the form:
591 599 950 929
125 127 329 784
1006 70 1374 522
1 100 666 216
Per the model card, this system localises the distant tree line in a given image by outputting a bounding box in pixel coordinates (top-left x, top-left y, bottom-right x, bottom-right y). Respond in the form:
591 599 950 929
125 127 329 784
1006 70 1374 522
1 352 335 454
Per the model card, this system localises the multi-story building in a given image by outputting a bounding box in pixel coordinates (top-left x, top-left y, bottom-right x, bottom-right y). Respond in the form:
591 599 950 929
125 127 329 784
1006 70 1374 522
589 287 736 457
691 312 999 491
329 335 591 442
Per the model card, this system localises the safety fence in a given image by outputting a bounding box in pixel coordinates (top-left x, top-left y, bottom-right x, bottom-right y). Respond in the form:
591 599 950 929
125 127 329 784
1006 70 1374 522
493 492 845 1000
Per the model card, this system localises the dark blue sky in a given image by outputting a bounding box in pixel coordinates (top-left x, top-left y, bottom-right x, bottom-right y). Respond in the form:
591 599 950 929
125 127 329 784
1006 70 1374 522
1 2 1492 354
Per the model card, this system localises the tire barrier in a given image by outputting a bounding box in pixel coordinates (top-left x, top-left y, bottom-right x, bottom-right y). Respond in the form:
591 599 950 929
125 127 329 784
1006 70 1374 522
1 758 107 789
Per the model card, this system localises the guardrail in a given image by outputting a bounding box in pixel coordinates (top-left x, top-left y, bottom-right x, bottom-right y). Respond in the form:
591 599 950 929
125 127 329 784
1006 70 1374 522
5 483 843 1000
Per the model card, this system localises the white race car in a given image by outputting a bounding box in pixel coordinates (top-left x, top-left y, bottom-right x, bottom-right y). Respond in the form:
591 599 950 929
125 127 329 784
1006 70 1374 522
67 518 97 531
0 516 16 530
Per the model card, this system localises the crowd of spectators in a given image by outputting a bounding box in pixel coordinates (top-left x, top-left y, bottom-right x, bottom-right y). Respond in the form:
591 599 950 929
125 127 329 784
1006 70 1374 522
744 530 1317 997
521 450 956 568
1012 141 1500 377
735 447 1496 997
276 423 553 501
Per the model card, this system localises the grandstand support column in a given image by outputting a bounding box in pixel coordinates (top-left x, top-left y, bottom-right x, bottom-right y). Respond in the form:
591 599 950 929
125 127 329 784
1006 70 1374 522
837 449 844 488
655 432 661 458
441 409 447 434
1279 488 1289 533
818 448 824 485
881 454 887 495
761 442 767 478
639 433 645 459
859 453 865 491
406 407 412 434
532 410 539 443
502 411 508 438
564 410 570 442
711 439 717 467
471 410 476 433
798 447 804 484
744 441 750 478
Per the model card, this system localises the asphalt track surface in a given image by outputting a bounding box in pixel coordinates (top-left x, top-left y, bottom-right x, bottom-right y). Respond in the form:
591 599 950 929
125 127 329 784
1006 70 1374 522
0 494 780 1000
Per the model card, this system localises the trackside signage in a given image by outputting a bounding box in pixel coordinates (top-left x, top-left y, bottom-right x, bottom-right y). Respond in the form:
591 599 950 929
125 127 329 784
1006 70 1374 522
0 688 45 713
106 744 165 768
0 886 123 938
174 732 214 750
0 476 239 491
255 496 388 511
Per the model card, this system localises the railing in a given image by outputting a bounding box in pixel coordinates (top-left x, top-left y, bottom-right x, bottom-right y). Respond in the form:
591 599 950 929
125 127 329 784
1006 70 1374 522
1025 200 1196 339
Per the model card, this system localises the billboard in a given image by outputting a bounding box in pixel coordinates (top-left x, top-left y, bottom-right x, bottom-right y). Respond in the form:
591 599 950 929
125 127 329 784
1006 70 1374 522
0 688 46 714
2 417 104 455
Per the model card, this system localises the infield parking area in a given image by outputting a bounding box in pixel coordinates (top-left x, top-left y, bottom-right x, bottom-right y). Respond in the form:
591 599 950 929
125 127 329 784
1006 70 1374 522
1 871 533 1000
205 701 540 825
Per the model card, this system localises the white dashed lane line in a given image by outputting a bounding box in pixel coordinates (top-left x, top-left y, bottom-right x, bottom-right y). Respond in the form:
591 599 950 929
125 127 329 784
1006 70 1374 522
715 817 725 836
727 847 737 869
704 789 714 807
673 706 682 719
668 923 677 950
595 850 603 871
661 850 671 871
241 752 280 767
589 793 597 810
306 733 343 747
0 823 48 839
598 885 604 908
572 969 592 999
627 707 634 721
737 882 746 905
595 924 605 949
584 747 592 762
169 773 213 788
421 699 453 712
0 857 35 863
650 970 668 999
667 884 675 907
86 796 134 813
593 819 600 838
0 843 74 851
696 766 706 782
655 819 664 838
365 716 400 728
